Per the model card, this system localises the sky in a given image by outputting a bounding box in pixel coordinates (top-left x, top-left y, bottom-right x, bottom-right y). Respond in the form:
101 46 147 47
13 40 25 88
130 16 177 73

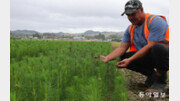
10 0 169 33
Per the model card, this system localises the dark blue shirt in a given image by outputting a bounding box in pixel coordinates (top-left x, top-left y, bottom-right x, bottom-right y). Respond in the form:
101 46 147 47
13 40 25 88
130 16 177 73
122 16 169 51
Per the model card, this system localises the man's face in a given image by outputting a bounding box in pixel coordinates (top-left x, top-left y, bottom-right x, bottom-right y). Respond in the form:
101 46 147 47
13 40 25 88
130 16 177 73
126 9 142 26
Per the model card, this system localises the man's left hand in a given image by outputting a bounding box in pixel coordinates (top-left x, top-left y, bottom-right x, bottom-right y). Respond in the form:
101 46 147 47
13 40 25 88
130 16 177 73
116 58 131 68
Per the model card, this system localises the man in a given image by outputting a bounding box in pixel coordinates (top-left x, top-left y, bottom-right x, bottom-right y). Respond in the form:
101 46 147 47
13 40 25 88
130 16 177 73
100 0 169 93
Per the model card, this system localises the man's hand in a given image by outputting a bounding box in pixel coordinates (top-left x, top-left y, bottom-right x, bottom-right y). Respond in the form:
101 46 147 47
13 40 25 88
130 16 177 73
116 58 131 68
100 55 109 63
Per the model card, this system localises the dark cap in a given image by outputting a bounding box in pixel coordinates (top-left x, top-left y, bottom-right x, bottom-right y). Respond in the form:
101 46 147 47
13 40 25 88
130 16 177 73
121 0 142 16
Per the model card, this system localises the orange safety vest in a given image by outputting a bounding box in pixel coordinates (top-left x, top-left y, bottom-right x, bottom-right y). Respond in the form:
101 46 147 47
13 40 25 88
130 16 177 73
128 13 169 52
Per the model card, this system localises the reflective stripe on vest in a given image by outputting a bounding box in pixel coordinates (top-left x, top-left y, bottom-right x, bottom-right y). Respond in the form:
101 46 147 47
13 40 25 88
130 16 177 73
128 13 169 52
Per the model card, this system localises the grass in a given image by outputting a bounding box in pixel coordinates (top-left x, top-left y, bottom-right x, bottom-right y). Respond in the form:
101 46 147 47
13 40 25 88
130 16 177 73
10 39 128 101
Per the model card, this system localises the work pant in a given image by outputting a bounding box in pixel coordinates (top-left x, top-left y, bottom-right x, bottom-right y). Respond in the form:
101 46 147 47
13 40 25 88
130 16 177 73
119 43 169 77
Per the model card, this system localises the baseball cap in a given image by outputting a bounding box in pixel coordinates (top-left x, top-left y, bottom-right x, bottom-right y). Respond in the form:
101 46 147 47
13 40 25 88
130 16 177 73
121 0 142 16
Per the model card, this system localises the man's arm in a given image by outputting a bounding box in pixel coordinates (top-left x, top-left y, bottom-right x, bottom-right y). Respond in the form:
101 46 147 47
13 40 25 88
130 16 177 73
129 41 157 61
116 41 157 68
100 43 130 63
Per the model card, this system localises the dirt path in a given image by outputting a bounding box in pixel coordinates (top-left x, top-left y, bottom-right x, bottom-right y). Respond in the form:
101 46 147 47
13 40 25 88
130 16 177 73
121 69 169 101
111 42 169 101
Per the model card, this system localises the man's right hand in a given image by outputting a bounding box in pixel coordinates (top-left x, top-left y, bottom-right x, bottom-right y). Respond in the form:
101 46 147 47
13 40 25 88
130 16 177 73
100 55 109 63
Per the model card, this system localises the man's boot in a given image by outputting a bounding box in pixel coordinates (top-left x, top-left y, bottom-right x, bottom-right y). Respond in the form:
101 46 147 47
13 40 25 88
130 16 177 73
146 70 168 93
138 72 157 88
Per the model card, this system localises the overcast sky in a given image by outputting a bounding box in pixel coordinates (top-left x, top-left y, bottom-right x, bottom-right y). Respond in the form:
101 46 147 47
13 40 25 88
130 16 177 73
10 0 169 33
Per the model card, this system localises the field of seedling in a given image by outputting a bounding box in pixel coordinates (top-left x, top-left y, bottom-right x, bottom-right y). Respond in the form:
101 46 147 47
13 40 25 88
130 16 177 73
10 39 128 101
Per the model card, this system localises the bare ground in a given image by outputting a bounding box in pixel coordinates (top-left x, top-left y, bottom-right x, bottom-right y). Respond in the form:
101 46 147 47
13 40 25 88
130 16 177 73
120 69 169 101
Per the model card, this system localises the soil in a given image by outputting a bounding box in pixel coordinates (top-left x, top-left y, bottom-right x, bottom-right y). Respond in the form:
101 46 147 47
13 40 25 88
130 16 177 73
120 69 169 101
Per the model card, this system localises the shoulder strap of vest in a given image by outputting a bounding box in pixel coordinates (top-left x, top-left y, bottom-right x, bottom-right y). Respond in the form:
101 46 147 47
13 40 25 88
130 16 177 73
129 25 133 34
128 25 135 45
128 25 137 51
147 14 155 30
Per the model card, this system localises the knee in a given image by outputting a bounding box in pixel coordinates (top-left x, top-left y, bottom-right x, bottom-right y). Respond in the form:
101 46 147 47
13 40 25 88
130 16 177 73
121 51 136 60
151 43 163 52
151 43 169 56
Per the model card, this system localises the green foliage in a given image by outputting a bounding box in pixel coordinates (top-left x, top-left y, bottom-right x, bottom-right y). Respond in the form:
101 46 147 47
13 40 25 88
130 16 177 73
94 33 105 40
10 39 128 101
